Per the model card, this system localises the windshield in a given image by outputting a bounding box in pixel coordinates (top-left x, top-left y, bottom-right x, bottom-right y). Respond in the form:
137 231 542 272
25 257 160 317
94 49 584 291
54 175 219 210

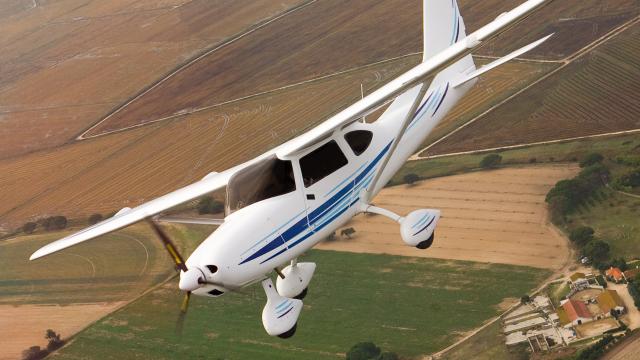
226 156 296 214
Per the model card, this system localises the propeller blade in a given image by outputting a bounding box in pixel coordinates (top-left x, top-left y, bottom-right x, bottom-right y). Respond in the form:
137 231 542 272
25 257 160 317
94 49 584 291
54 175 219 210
176 291 191 336
146 219 188 272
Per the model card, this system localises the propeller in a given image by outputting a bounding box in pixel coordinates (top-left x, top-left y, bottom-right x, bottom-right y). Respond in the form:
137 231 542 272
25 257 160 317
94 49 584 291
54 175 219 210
146 219 203 335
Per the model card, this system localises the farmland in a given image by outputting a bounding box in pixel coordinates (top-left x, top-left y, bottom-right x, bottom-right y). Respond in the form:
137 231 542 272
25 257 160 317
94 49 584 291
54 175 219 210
319 165 576 269
53 250 550 360
88 0 637 136
0 223 209 359
0 0 305 158
427 21 640 155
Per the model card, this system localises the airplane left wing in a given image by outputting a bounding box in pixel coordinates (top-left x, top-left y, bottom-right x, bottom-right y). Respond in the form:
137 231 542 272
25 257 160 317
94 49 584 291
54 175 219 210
276 0 554 157
29 164 246 260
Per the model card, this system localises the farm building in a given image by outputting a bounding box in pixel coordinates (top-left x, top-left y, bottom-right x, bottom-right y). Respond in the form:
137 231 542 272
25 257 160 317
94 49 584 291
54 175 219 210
558 299 592 327
597 289 625 315
605 267 625 283
569 272 593 291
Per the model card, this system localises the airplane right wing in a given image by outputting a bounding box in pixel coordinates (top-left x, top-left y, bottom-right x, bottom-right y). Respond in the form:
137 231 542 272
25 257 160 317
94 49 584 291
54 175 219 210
276 0 555 157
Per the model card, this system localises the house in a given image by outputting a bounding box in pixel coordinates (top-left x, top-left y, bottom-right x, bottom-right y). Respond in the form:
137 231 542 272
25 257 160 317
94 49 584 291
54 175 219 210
569 272 591 290
606 267 625 283
558 299 593 327
597 289 625 315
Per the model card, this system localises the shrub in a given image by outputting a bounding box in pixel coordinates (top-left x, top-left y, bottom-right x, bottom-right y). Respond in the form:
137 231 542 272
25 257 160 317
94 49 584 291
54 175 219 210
341 228 356 239
22 346 48 360
569 226 595 247
378 352 399 360
580 152 604 168
346 342 381 360
42 216 67 231
22 222 37 234
403 173 420 185
88 213 103 225
520 295 531 304
45 329 64 351
197 197 224 215
480 154 502 169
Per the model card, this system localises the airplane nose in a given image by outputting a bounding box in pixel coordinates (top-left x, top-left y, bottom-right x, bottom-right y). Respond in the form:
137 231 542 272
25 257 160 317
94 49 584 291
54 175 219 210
179 267 206 292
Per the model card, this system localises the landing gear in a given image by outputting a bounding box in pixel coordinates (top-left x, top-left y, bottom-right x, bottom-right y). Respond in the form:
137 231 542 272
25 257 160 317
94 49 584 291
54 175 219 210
277 323 298 339
416 232 435 249
261 278 303 338
293 287 308 300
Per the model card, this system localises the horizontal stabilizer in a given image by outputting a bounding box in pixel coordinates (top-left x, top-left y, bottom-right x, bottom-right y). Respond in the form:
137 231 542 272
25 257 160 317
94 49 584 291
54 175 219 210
452 33 553 88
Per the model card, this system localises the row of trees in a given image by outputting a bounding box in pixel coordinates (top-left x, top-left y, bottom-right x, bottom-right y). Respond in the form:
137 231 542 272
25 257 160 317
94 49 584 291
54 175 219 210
546 153 609 224
628 273 640 310
22 215 68 234
568 226 615 269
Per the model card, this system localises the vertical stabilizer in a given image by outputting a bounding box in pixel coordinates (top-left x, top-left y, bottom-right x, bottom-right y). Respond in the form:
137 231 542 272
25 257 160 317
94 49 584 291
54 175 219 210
423 0 467 62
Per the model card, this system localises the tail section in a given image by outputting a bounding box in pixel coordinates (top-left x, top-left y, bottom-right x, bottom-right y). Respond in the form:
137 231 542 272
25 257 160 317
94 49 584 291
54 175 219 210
423 0 466 62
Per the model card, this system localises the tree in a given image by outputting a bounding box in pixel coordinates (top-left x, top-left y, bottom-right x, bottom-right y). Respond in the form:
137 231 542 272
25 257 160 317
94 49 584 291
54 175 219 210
378 352 399 360
520 295 531 304
45 329 64 351
197 197 224 215
42 216 67 231
22 222 37 234
583 240 611 266
88 213 103 225
341 227 356 239
346 342 381 360
609 258 628 272
569 226 595 247
579 152 604 168
403 173 420 185
480 154 502 169
325 232 336 242
22 346 48 360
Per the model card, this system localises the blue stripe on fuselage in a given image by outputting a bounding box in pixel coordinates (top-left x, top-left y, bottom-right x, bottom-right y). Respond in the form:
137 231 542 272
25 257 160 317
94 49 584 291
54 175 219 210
242 141 393 265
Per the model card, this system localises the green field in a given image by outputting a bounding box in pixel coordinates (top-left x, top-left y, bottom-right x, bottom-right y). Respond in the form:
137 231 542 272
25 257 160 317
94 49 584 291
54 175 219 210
53 250 549 359
398 133 639 184
0 223 210 304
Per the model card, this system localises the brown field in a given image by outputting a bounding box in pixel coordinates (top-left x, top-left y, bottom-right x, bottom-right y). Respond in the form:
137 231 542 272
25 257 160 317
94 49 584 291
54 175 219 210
0 56 415 228
1 0 632 160
0 303 124 360
427 21 640 155
602 331 640 360
0 0 304 158
317 165 577 269
88 0 637 136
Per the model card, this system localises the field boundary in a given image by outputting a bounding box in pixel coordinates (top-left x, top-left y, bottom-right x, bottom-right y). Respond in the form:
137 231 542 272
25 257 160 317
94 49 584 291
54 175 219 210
413 15 640 159
76 0 319 140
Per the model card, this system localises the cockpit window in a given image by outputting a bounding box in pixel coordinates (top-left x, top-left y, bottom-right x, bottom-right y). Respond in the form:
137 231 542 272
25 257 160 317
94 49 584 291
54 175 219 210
226 156 296 213
344 130 373 156
300 140 348 187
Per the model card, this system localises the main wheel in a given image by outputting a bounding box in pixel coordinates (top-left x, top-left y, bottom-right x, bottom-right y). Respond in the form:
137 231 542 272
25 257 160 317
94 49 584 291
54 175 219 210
294 287 308 300
416 232 435 249
277 323 298 339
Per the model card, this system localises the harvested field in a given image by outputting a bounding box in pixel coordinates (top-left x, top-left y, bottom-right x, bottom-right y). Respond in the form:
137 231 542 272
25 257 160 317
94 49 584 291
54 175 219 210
602 331 640 360
0 0 304 158
0 302 124 360
0 57 417 228
90 0 636 136
427 21 640 156
318 165 577 269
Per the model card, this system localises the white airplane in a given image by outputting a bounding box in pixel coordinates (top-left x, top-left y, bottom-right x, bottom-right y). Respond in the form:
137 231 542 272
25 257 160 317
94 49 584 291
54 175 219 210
31 0 555 338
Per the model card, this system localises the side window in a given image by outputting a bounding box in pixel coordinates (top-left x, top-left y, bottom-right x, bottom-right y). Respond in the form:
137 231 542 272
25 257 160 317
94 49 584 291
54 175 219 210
300 140 348 187
344 130 373 156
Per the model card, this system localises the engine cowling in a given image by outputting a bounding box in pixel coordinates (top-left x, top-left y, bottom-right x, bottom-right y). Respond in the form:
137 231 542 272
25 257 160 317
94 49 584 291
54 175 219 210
400 209 440 248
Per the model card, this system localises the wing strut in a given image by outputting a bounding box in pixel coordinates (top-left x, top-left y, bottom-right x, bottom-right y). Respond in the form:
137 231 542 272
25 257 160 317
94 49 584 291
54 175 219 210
365 83 430 200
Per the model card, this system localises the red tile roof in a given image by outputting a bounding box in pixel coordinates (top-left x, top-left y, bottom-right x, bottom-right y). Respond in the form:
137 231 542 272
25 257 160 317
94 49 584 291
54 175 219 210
562 300 591 321
606 267 624 281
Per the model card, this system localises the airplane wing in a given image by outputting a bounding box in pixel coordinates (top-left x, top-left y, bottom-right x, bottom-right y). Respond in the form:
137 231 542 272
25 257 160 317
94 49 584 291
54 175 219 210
29 164 246 260
276 0 553 157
